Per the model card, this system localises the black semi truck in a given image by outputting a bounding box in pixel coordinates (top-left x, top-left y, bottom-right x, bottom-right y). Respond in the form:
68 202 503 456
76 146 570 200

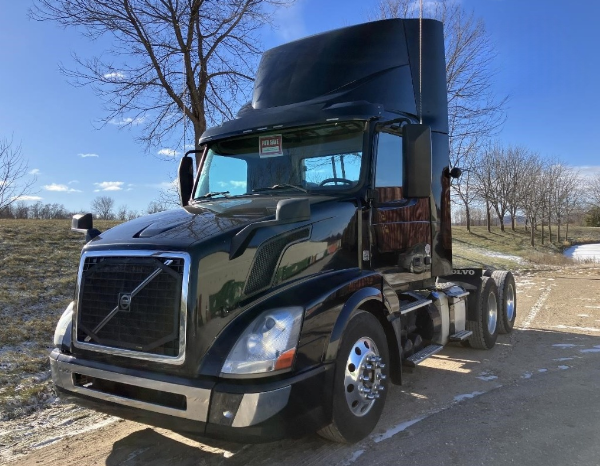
50 19 517 443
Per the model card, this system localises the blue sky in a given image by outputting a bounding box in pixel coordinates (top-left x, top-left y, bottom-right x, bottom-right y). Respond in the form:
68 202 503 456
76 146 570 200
1 0 599 214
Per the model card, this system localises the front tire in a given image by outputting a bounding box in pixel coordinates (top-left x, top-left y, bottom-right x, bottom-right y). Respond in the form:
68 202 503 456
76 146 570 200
466 277 499 349
492 271 517 334
318 311 389 443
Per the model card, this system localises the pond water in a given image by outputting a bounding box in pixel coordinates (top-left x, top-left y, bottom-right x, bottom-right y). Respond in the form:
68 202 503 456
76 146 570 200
563 243 600 262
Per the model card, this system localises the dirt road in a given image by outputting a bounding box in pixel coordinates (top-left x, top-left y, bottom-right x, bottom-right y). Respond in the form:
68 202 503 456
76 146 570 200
3 266 600 466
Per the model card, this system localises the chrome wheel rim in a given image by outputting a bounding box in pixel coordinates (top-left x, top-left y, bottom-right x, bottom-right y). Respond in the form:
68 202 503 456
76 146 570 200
506 284 515 321
487 291 498 335
343 337 386 417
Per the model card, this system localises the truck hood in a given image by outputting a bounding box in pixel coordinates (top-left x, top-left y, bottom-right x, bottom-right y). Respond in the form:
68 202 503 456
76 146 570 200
85 195 329 250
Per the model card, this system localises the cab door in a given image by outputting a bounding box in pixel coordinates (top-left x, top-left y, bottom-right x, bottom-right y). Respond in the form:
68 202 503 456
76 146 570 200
370 131 432 287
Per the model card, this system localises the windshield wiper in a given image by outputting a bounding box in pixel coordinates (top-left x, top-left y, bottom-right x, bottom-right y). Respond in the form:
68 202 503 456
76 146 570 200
194 191 230 200
252 184 307 193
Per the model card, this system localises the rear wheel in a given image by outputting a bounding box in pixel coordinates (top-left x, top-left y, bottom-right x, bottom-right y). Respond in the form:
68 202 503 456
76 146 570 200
466 277 499 349
492 271 517 334
318 311 389 443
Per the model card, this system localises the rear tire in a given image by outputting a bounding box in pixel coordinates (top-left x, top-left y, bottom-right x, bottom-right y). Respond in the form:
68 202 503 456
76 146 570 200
465 277 499 349
492 271 517 334
318 311 389 443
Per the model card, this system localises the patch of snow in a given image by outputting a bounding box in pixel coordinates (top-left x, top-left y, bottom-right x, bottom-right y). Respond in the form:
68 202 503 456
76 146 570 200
522 372 533 379
580 346 600 354
372 416 426 443
564 244 600 262
454 391 486 402
344 449 365 465
538 369 548 373
552 344 580 348
577 314 591 317
521 287 552 329
553 357 574 362
557 365 570 370
477 375 498 382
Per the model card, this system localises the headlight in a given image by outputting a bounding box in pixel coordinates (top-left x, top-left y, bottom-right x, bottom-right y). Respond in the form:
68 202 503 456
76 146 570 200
54 302 74 351
221 307 303 375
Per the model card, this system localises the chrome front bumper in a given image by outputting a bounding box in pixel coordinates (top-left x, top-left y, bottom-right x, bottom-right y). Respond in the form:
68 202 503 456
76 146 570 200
50 349 291 428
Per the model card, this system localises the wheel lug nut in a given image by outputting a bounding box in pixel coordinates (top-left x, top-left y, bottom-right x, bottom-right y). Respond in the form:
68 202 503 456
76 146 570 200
365 364 373 370
376 374 387 380
360 375 370 382
376 363 385 369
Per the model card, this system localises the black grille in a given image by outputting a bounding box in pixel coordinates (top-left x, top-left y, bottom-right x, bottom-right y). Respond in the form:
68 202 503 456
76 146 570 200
245 229 310 295
77 256 184 357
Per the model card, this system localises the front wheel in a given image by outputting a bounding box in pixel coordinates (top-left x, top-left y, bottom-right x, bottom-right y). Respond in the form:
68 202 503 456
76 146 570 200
318 311 389 443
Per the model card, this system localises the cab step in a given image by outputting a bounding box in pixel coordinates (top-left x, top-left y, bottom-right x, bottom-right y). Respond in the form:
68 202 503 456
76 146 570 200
399 297 432 315
448 330 473 342
404 344 444 367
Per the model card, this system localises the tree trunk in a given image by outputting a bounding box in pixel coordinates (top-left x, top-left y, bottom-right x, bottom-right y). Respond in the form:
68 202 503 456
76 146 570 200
557 218 561 244
541 219 545 245
466 204 471 233
511 213 516 231
530 219 535 246
193 120 206 166
486 201 491 232
565 222 569 242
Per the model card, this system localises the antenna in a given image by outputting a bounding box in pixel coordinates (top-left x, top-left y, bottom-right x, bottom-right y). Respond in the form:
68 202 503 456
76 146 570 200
419 0 423 124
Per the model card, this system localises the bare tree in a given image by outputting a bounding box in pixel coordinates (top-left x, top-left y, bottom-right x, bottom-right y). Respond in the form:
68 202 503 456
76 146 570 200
92 196 115 220
0 137 37 210
147 200 169 214
520 153 544 247
552 166 581 242
371 0 506 229
117 204 129 221
31 0 294 164
589 173 600 208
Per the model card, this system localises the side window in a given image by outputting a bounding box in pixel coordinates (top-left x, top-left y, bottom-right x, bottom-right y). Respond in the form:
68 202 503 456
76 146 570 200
375 132 402 188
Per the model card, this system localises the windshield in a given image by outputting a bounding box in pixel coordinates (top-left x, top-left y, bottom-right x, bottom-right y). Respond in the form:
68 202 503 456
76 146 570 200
194 122 364 199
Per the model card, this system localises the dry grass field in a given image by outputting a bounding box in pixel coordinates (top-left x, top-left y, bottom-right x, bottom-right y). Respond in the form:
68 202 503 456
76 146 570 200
0 218 598 422
0 219 117 421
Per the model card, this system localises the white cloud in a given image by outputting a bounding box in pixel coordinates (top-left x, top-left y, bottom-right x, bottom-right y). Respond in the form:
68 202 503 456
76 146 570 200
575 165 600 179
109 116 145 126
12 195 43 202
158 148 180 157
43 183 82 193
230 180 247 188
103 71 126 80
94 181 124 191
68 180 79 184
78 153 99 158
270 3 307 42
29 168 41 175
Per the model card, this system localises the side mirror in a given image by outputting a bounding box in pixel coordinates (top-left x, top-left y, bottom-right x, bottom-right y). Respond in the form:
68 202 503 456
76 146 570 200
402 124 432 198
178 156 194 206
72 213 101 242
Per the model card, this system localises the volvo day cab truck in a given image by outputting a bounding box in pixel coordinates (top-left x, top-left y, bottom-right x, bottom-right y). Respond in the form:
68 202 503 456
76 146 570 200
50 19 517 443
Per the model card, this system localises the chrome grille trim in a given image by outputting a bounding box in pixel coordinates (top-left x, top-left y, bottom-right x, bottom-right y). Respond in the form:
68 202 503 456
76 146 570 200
73 250 190 365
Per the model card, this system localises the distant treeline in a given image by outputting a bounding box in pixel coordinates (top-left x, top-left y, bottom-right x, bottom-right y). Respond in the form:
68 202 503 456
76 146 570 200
0 201 73 220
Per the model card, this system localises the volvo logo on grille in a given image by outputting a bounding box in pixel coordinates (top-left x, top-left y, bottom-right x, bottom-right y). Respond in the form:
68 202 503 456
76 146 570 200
118 293 132 311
